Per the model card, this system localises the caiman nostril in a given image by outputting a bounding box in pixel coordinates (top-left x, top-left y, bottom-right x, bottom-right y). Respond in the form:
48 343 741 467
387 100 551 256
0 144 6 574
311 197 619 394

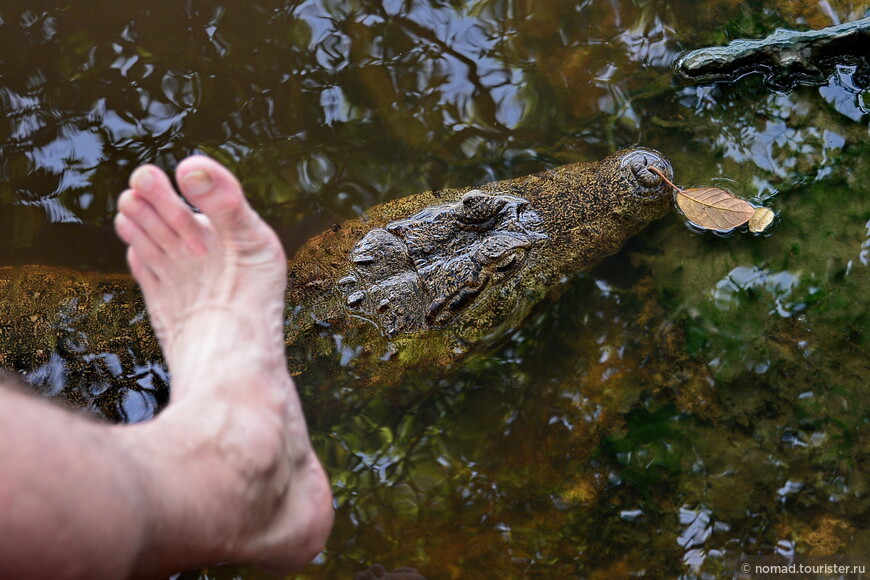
627 153 662 188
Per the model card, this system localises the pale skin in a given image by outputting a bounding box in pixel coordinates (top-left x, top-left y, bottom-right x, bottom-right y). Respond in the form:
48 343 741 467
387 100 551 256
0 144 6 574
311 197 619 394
0 156 334 578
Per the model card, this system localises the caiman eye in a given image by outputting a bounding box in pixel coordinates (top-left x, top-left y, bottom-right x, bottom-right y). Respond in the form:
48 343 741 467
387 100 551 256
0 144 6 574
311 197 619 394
492 252 521 273
480 239 527 276
456 191 507 224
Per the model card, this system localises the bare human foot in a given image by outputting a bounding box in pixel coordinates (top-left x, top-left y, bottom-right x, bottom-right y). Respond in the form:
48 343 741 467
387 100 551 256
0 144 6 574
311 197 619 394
113 156 333 575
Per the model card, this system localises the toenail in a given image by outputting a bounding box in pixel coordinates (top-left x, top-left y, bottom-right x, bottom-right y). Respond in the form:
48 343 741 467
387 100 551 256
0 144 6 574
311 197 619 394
130 166 154 192
182 170 213 197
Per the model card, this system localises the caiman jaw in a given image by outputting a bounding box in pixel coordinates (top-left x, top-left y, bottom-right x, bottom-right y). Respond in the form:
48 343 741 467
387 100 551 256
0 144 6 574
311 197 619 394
620 149 673 200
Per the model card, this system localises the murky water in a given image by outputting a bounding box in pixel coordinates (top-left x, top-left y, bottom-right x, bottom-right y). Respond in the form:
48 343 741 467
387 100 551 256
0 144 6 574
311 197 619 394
1 1 868 578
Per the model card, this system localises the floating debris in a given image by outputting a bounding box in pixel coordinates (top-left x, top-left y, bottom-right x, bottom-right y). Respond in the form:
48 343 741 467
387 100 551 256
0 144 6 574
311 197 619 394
647 166 774 233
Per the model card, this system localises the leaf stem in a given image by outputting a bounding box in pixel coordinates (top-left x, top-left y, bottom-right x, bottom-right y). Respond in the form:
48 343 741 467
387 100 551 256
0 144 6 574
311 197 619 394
647 165 682 193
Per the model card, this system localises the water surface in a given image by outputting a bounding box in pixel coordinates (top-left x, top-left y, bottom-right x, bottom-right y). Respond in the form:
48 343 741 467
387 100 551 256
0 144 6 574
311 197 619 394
0 1 867 577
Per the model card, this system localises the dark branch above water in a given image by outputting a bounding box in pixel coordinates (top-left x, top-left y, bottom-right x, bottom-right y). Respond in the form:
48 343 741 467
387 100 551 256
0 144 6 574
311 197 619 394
675 16 870 91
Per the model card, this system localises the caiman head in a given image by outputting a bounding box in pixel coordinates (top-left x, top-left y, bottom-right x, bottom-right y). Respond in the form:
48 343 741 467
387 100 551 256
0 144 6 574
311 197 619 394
336 147 673 338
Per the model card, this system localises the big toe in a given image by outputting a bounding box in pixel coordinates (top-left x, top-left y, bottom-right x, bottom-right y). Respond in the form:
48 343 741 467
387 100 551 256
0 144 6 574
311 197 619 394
176 156 262 237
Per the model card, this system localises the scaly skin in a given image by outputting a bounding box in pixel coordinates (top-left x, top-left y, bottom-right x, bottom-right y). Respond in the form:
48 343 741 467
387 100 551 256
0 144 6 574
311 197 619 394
0 148 673 410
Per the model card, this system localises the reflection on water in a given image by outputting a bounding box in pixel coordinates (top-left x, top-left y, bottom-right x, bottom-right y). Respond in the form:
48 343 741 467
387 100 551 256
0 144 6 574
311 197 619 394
712 266 805 317
0 0 868 578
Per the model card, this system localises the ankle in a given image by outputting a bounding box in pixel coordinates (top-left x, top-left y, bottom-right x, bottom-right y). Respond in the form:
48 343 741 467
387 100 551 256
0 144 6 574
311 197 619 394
141 400 331 571
236 449 334 569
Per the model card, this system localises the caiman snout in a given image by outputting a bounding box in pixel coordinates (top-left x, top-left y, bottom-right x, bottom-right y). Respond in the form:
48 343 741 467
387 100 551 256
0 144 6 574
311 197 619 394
619 149 673 197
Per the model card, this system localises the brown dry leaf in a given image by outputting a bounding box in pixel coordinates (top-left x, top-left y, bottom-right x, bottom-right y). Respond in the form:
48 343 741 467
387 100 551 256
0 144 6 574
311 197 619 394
676 187 755 231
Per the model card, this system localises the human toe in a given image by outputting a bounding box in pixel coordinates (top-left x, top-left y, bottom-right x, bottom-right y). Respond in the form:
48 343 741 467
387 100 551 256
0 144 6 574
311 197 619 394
113 206 139 247
117 189 181 252
125 246 159 293
176 156 262 236
130 165 205 251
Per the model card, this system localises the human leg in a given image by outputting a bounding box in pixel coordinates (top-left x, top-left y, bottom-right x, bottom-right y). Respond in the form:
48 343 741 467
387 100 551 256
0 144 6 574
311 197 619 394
0 380 152 578
112 156 333 574
0 156 332 578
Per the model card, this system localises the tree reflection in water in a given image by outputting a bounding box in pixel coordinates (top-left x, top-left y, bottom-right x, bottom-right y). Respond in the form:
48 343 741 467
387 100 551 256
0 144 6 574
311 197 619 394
0 1 867 578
